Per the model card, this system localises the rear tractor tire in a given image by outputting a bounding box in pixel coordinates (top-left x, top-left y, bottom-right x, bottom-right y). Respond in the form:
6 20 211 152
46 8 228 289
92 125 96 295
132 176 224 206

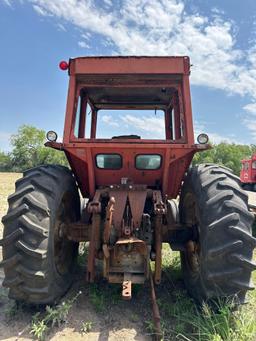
179 164 256 304
1 165 80 304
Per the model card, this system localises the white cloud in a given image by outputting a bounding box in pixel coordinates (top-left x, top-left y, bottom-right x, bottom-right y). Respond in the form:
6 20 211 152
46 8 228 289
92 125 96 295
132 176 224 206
121 114 165 138
103 0 112 6
7 0 256 140
81 32 91 40
78 41 90 48
194 120 244 144
101 113 165 138
2 0 12 7
101 114 119 127
33 4 48 15
27 1 256 101
211 7 225 15
243 102 256 115
206 132 233 144
243 118 256 142
56 23 66 31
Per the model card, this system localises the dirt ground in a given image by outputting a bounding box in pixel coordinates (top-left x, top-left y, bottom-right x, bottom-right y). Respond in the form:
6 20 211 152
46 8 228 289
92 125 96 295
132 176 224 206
1 172 256 341
0 173 158 341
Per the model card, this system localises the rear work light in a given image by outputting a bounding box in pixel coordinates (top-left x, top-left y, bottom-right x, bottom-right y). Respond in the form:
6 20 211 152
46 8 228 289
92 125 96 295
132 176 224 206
59 61 69 71
197 133 209 144
46 131 58 142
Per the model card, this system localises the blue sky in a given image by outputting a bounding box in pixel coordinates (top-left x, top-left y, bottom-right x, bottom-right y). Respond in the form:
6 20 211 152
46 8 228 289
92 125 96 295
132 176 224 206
1 0 256 150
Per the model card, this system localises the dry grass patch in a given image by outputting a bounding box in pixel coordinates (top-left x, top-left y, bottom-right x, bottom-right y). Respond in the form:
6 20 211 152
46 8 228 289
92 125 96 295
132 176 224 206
0 172 21 234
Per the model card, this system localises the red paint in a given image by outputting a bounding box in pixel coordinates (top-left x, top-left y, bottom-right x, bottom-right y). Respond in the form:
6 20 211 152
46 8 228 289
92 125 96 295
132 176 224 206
47 56 209 198
59 60 69 70
240 154 256 184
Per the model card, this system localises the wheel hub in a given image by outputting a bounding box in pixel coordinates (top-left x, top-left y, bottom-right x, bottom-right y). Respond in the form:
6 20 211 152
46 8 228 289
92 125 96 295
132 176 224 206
186 240 200 273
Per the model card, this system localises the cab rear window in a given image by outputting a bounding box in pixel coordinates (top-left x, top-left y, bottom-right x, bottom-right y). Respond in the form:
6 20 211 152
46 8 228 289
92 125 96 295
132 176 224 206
136 154 161 170
96 154 122 169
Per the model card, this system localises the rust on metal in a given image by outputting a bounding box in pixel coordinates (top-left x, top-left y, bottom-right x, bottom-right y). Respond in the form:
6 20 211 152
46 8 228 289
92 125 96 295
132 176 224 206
103 196 115 243
128 186 147 229
47 56 210 199
152 191 165 284
86 213 101 282
102 243 110 259
65 222 90 242
153 190 166 215
106 237 149 286
109 188 127 234
122 273 132 300
154 215 162 285
149 268 162 340
87 189 102 214
43 56 211 321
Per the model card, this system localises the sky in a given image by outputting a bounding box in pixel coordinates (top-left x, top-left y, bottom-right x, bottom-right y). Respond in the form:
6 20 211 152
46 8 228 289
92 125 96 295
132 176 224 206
0 0 256 150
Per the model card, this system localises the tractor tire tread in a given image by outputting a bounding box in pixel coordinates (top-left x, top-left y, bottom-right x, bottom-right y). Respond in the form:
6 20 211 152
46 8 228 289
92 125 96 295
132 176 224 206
1 165 80 304
2 204 29 223
180 163 255 303
16 240 47 259
0 228 24 246
8 185 34 203
19 215 49 237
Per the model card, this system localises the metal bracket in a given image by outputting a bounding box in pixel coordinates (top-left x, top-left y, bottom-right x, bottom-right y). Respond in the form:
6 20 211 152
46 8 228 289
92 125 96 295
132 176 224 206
122 273 132 300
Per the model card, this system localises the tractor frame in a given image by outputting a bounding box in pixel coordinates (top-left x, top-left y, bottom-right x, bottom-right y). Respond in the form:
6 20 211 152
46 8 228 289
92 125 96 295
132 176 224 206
46 56 209 298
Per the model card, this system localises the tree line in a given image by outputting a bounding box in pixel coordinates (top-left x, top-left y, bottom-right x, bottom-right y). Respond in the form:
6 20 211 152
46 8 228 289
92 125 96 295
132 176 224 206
192 143 256 175
0 125 255 175
0 125 68 172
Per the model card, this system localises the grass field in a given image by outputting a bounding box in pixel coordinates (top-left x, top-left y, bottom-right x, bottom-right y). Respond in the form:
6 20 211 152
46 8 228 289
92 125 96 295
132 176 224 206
0 172 256 340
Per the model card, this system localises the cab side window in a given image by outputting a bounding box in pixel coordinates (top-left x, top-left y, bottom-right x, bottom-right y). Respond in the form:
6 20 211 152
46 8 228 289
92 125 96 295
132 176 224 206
136 155 161 170
252 161 256 169
96 154 122 169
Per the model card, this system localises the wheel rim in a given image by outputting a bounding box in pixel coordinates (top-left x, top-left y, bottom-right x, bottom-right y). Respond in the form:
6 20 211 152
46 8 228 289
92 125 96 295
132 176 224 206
54 193 77 275
182 193 200 276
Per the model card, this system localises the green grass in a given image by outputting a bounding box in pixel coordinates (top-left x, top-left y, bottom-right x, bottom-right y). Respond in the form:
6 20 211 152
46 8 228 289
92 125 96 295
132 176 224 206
80 320 93 334
158 244 256 341
1 174 256 340
30 291 82 340
88 282 122 312
77 241 89 266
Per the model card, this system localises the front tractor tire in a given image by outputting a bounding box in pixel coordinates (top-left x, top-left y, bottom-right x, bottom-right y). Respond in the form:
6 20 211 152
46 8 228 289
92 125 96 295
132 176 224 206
1 165 80 304
179 164 256 304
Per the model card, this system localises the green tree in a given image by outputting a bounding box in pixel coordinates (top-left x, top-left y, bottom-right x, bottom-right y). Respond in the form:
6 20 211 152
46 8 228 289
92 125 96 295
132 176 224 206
193 142 256 175
10 125 68 171
0 151 12 171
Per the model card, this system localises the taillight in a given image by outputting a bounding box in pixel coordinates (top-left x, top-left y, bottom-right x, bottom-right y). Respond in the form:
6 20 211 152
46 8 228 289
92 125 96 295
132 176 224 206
59 61 69 71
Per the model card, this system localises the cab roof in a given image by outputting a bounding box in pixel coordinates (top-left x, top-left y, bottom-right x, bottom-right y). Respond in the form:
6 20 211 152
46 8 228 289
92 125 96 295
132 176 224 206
69 56 191 76
68 56 190 110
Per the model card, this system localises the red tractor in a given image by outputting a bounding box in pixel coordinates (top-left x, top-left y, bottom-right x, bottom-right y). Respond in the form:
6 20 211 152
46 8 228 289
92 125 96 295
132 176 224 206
1 57 255 315
240 154 256 191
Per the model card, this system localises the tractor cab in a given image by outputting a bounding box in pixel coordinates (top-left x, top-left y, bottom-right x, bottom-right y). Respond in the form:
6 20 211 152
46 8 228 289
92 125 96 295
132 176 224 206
46 56 209 198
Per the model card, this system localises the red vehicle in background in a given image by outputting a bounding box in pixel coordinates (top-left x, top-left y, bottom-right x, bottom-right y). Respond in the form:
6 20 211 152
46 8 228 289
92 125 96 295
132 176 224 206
240 154 256 191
